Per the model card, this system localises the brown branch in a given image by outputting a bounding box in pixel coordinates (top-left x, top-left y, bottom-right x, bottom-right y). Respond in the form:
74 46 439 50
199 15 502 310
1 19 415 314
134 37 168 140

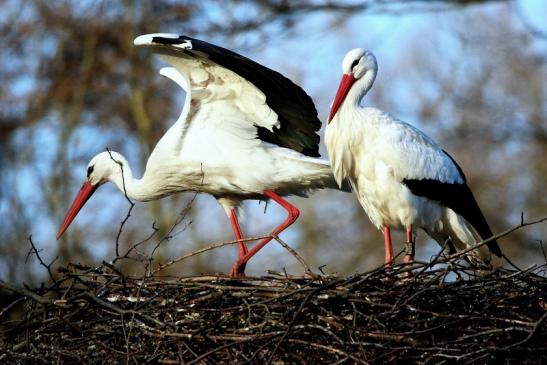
272 236 320 280
503 310 547 350
106 148 135 259
26 235 58 284
442 214 547 263
287 339 367 364
150 235 274 275
266 278 344 364
0 280 65 307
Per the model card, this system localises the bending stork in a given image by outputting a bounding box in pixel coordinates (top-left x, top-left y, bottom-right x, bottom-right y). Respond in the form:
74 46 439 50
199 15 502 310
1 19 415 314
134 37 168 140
57 34 345 277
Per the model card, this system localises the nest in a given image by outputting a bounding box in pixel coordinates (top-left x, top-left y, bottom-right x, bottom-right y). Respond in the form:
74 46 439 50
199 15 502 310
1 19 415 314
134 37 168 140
1 257 546 364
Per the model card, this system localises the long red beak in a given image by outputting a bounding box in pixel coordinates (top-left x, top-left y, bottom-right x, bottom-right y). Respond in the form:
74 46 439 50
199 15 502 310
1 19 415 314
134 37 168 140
56 181 99 239
327 74 356 124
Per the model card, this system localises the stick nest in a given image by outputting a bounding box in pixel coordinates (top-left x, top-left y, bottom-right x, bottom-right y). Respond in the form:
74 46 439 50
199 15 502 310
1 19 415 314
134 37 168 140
1 259 546 364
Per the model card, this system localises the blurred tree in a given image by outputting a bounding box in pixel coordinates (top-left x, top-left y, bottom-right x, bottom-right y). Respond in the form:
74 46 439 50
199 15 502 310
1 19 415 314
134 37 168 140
2 0 545 284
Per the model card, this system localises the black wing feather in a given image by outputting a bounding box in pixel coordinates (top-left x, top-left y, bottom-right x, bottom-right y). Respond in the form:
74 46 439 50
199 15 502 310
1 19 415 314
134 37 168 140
150 35 321 157
402 152 501 257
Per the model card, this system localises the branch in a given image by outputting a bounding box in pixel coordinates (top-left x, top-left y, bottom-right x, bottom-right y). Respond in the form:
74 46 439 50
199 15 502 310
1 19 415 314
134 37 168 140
26 235 58 284
0 280 68 307
272 236 320 280
106 148 135 258
503 310 547 350
151 236 272 275
441 214 547 264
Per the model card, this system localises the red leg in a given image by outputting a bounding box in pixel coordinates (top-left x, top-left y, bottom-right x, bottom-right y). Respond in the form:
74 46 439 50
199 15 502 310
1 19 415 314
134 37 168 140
404 225 415 278
229 209 248 276
230 190 300 277
383 226 394 282
229 209 248 257
383 226 394 266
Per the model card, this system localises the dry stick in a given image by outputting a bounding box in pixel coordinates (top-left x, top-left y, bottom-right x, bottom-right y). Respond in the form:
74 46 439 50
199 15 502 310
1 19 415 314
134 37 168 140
273 236 320 279
397 239 449 278
114 160 203 268
114 202 135 259
266 278 344 365
26 235 58 285
152 234 315 278
147 192 199 272
144 329 285 342
102 261 128 295
538 239 547 263
122 270 151 361
455 326 530 343
390 241 450 311
391 214 547 292
503 310 547 350
0 296 26 319
441 214 547 264
114 223 159 264
185 337 258 365
178 340 205 365
0 280 66 307
150 235 274 275
107 148 135 259
82 291 168 329
287 339 368 364
148 164 205 267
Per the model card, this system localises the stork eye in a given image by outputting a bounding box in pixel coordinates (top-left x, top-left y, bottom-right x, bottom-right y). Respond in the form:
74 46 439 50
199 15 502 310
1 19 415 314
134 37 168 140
350 59 359 70
87 165 94 177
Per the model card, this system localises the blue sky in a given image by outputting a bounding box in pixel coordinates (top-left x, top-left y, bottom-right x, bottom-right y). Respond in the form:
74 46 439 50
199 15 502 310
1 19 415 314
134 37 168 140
6 0 547 279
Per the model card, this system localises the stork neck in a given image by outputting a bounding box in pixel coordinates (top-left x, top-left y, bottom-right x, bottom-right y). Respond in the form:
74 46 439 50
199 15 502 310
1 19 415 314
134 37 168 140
107 161 162 201
107 162 142 200
108 159 202 201
346 69 376 111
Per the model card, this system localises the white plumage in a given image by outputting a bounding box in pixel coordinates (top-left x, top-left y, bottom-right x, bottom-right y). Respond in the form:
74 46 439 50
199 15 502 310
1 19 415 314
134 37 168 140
57 34 344 277
325 48 502 268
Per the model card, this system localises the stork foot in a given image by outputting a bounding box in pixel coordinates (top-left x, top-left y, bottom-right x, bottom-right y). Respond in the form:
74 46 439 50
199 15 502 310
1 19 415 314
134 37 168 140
403 240 415 279
383 272 395 284
229 261 246 278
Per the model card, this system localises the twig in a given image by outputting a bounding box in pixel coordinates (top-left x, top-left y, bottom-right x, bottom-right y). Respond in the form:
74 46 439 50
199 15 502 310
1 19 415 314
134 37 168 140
147 192 198 272
107 148 135 258
287 339 367 364
151 235 274 275
273 236 320 280
185 338 256 365
503 311 547 350
266 278 344 364
0 296 26 319
0 280 64 307
25 235 58 284
442 215 547 263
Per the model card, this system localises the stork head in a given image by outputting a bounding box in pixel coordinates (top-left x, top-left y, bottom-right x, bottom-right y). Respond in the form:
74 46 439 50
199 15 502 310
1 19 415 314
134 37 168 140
56 151 127 239
328 48 377 123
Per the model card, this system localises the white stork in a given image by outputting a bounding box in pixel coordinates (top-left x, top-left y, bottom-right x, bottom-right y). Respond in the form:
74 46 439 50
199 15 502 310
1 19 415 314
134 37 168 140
325 48 502 270
57 33 345 277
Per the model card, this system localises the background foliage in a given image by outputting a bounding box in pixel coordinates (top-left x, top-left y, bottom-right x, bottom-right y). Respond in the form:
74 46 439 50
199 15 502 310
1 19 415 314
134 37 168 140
1 0 546 283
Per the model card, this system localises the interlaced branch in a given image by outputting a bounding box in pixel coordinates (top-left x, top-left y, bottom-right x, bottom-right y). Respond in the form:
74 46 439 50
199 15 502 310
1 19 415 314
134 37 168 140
3 212 546 363
1 256 545 363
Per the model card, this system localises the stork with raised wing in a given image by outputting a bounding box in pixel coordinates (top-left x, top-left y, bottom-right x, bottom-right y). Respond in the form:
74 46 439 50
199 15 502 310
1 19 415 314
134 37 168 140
57 34 346 277
325 48 502 270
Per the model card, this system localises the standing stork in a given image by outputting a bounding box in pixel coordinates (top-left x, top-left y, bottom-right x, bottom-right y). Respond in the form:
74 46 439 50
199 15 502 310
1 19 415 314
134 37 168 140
57 34 345 277
325 48 502 270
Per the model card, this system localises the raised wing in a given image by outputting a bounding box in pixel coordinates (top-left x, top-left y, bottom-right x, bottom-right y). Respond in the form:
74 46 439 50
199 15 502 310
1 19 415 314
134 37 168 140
134 33 321 157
